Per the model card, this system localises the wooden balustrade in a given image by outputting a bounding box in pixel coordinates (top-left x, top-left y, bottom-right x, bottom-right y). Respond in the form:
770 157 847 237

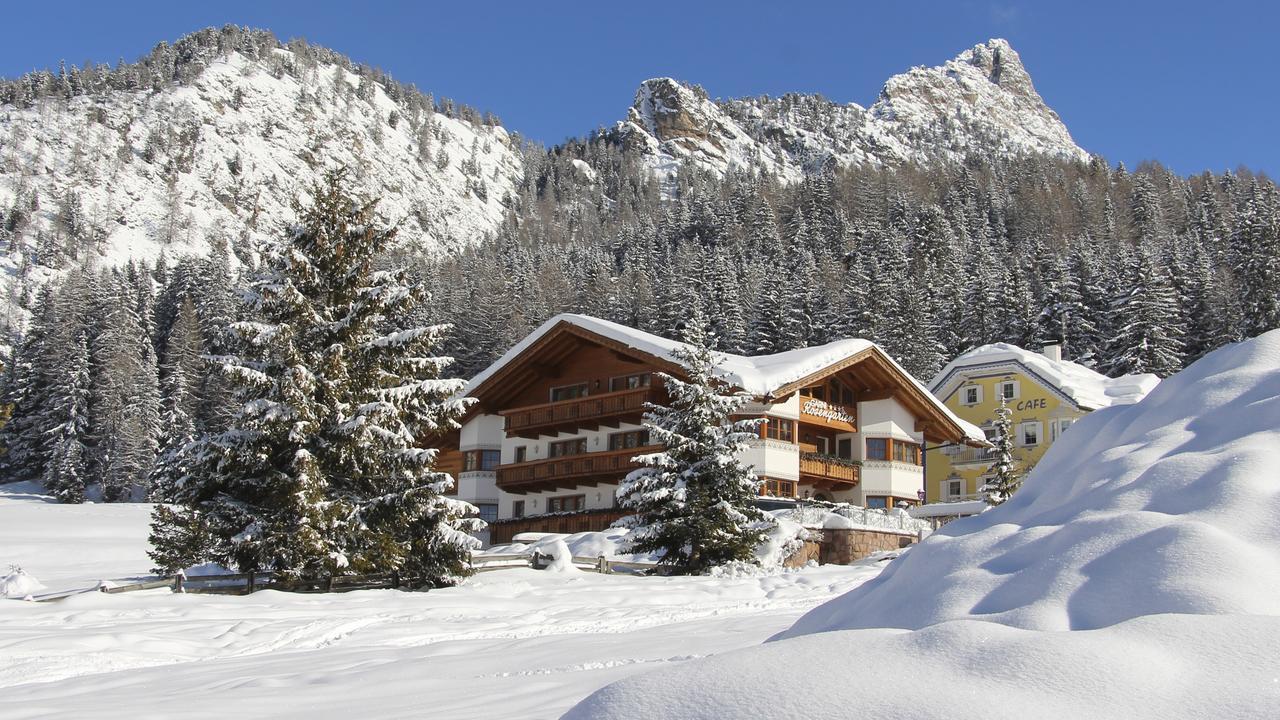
496 444 662 493
501 387 652 438
799 452 860 485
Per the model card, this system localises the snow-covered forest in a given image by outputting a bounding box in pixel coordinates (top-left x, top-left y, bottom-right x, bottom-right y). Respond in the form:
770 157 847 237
430 149 1278 381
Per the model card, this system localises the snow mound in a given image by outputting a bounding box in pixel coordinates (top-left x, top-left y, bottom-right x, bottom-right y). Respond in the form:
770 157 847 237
566 613 1280 720
784 329 1280 635
564 330 1280 719
1 567 45 598
541 539 579 573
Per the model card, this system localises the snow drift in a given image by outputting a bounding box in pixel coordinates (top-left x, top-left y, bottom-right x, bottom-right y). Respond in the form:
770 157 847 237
565 329 1280 719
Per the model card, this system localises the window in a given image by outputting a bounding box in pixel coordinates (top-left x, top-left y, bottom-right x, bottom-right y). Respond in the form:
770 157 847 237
608 430 650 451
893 441 921 465
764 418 795 442
1050 418 1074 443
609 373 651 392
1020 422 1041 446
865 496 888 509
999 380 1019 401
837 438 854 460
511 500 525 518
548 495 585 513
550 383 588 402
463 449 501 472
475 503 498 523
947 479 962 499
549 438 587 458
763 478 797 498
514 446 527 463
866 438 889 461
962 385 982 405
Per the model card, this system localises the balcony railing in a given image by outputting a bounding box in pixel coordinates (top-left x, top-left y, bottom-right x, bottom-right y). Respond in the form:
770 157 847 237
946 447 994 466
495 444 662 493
501 387 653 438
799 452 861 485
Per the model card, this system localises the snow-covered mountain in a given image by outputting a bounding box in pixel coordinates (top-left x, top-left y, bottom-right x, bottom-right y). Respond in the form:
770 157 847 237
612 39 1088 180
0 29 523 295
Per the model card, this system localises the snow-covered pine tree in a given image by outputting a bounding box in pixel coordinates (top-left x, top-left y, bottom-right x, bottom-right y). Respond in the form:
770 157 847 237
40 327 91 502
1104 251 1185 377
982 398 1020 506
149 296 205 502
614 309 773 574
89 274 161 502
150 170 480 584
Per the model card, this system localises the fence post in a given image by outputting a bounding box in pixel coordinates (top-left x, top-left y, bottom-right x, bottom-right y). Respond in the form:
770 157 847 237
597 555 609 574
391 570 400 589
173 571 185 594
246 571 256 594
324 575 335 593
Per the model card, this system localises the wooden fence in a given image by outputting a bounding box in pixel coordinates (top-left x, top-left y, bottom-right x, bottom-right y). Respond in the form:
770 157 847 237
22 553 660 602
487 509 629 545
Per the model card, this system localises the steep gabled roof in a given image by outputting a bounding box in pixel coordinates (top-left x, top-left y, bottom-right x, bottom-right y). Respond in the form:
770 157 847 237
462 314 988 446
929 343 1160 411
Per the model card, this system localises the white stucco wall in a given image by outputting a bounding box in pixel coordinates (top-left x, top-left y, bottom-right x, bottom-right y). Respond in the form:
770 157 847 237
459 413 504 450
742 438 800 481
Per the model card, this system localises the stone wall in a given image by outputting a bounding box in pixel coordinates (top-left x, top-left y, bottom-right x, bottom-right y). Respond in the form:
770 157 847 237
783 540 822 568
818 528 918 565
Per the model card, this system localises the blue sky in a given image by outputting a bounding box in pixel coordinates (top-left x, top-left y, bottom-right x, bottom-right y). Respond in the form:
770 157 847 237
1 1 1274 177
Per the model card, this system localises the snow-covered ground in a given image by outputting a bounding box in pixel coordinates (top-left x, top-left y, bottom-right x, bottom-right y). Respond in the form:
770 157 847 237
0 483 888 719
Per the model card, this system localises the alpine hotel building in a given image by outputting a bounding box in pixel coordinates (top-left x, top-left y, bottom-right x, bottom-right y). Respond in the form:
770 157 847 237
441 315 987 544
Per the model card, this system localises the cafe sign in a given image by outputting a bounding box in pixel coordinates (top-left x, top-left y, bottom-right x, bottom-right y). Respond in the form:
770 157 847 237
802 398 856 425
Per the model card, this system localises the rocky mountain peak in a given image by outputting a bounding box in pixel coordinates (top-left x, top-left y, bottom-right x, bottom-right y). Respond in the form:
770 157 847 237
614 39 1087 180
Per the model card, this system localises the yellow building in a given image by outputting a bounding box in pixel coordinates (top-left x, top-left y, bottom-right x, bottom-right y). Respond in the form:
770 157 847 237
924 343 1159 504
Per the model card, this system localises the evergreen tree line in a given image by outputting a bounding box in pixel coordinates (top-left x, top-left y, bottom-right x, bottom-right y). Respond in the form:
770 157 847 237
423 147 1279 382
0 249 238 502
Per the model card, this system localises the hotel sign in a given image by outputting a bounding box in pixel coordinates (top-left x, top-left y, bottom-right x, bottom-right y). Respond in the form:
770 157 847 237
802 398 856 426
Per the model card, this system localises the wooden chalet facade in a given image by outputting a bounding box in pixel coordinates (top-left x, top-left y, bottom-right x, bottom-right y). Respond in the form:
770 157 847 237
447 314 987 544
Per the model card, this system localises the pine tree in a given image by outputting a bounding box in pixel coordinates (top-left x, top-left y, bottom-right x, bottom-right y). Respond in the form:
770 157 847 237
89 276 161 502
40 329 91 502
149 296 204 501
1105 252 1185 377
615 310 773 574
150 170 480 584
982 398 1020 506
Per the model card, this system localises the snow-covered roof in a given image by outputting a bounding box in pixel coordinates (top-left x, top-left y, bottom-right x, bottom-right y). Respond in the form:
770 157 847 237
929 342 1160 411
463 314 987 445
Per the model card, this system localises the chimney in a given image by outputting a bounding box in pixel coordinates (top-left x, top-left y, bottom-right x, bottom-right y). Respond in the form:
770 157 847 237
1042 344 1062 363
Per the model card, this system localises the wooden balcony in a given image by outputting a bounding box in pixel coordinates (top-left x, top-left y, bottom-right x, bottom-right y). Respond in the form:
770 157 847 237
495 444 662 494
799 452 861 489
500 387 653 439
